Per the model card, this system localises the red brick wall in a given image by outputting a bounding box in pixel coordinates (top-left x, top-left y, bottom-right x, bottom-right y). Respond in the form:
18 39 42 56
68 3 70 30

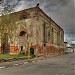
34 44 64 56
0 47 1 54
0 43 64 55
9 44 20 54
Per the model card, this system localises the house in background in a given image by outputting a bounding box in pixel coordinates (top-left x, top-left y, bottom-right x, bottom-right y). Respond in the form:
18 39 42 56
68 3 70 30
64 41 75 52
0 6 64 55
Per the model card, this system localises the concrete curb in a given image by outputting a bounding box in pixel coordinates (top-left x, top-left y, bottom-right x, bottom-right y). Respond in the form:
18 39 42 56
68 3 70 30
0 56 32 63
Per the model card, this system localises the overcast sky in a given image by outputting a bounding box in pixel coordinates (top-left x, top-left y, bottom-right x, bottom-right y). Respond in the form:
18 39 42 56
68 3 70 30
0 0 75 42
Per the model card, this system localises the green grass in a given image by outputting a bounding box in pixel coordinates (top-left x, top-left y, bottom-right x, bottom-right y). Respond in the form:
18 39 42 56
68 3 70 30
0 53 26 59
0 51 35 59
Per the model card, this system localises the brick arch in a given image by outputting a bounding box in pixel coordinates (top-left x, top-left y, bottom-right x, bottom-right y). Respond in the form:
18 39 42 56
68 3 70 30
18 29 28 51
19 31 26 36
17 28 28 36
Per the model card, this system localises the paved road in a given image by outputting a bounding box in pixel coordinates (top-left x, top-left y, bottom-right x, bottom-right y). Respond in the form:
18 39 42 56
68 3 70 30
0 53 75 75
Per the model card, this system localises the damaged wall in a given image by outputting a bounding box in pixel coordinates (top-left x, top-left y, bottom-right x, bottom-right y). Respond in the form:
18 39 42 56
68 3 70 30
0 7 64 55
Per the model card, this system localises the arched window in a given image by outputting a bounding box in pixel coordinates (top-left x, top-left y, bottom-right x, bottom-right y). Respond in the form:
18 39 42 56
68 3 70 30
48 30 50 41
19 31 26 36
51 28 53 43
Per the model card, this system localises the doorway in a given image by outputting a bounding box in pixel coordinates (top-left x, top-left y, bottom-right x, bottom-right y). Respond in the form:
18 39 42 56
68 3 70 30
19 31 27 51
1 33 9 54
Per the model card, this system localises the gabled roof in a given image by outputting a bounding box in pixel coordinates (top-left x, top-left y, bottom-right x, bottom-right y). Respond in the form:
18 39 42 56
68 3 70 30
0 6 64 31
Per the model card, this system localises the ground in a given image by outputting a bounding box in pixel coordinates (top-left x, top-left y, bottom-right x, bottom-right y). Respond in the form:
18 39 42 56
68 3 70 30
0 53 75 75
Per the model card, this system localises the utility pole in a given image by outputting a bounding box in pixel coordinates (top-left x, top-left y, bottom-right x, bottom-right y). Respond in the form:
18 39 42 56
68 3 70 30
27 34 30 62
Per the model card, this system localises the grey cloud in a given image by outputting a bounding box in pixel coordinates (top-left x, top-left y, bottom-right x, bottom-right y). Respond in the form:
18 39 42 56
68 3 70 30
35 0 69 11
14 0 75 42
0 0 74 42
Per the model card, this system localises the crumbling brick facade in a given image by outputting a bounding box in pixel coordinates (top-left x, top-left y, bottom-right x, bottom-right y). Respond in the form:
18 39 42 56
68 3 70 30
0 7 64 55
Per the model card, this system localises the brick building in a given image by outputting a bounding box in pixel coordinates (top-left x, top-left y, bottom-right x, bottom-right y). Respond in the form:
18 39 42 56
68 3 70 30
0 6 64 55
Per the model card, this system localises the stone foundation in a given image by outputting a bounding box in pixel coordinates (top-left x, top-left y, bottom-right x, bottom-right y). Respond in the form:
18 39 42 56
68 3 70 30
31 44 64 56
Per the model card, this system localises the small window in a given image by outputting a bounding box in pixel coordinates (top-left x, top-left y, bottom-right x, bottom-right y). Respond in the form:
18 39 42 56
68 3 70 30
20 15 27 20
21 46 23 51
